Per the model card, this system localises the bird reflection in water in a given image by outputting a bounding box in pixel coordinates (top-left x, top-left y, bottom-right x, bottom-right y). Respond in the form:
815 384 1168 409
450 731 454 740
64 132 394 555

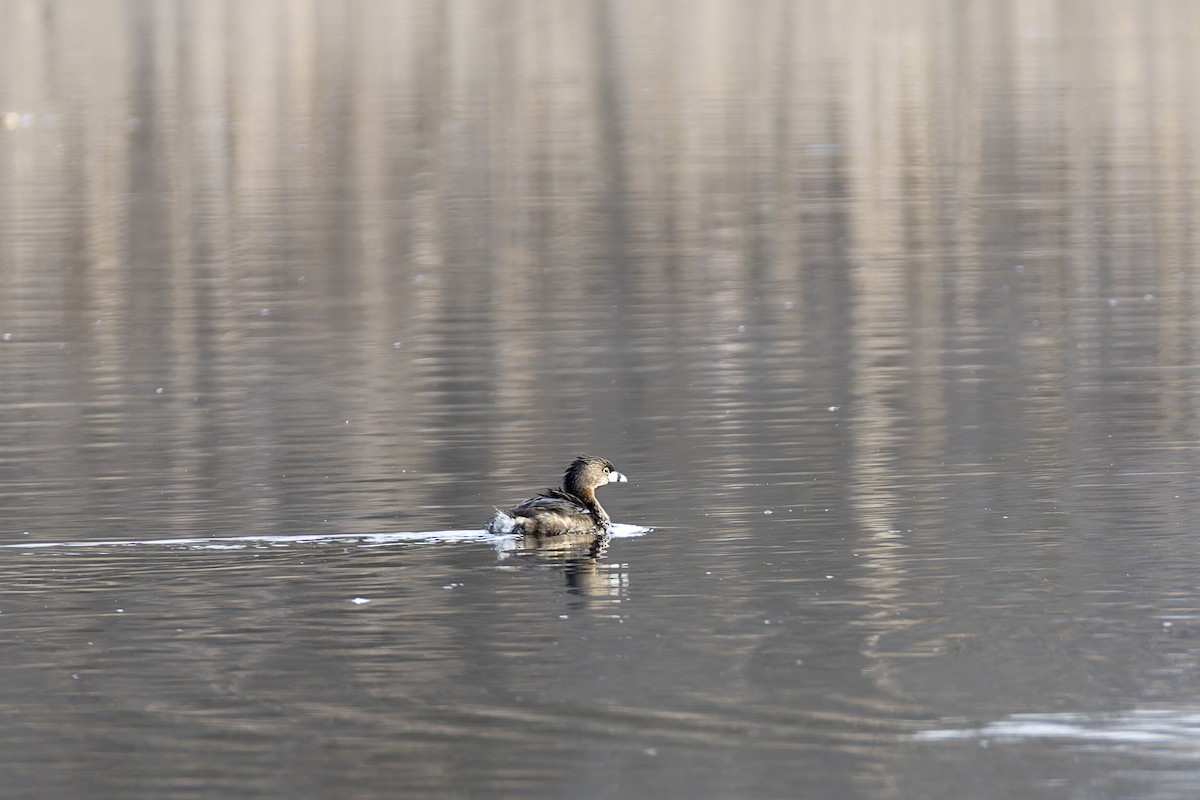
508 530 629 601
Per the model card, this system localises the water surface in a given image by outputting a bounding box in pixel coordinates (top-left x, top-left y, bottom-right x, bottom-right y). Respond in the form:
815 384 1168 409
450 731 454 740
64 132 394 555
3 1 1200 798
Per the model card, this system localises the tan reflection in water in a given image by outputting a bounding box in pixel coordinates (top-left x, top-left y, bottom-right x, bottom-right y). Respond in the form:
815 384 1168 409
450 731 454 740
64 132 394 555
1 0 1198 532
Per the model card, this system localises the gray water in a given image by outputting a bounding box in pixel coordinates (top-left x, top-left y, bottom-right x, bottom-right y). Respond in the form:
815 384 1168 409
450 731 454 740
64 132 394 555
4 1 1200 798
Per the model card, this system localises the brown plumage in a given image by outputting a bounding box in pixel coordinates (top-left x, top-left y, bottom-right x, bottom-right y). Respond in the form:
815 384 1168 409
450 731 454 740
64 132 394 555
486 455 629 537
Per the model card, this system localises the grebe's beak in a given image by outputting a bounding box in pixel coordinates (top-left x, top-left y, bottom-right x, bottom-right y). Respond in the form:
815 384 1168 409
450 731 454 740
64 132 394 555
609 471 628 483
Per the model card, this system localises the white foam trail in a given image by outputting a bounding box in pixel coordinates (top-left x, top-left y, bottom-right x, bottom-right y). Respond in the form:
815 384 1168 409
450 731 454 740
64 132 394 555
915 707 1200 748
2 523 652 551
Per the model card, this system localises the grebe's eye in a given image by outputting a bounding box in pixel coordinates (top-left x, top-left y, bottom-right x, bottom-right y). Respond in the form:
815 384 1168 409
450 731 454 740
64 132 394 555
603 466 610 473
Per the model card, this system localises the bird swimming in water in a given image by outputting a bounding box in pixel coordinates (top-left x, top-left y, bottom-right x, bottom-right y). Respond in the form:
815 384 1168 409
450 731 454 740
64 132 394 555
486 455 628 537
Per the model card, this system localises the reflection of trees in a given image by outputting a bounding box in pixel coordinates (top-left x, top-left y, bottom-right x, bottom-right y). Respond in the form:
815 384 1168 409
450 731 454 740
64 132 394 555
836 0 1200 754
0 0 1197 627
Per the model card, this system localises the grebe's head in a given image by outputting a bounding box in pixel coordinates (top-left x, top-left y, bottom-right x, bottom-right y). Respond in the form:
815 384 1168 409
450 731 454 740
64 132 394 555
563 454 627 495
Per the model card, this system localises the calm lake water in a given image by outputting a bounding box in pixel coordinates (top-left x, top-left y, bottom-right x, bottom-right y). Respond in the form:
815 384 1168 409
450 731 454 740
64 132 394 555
4 1 1200 798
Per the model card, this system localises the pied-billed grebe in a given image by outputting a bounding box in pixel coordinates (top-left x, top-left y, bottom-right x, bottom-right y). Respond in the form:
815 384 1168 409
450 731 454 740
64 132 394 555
486 455 628 537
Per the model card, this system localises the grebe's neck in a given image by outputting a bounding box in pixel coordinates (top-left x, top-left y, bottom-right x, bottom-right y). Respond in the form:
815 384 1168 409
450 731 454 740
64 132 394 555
574 486 609 526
